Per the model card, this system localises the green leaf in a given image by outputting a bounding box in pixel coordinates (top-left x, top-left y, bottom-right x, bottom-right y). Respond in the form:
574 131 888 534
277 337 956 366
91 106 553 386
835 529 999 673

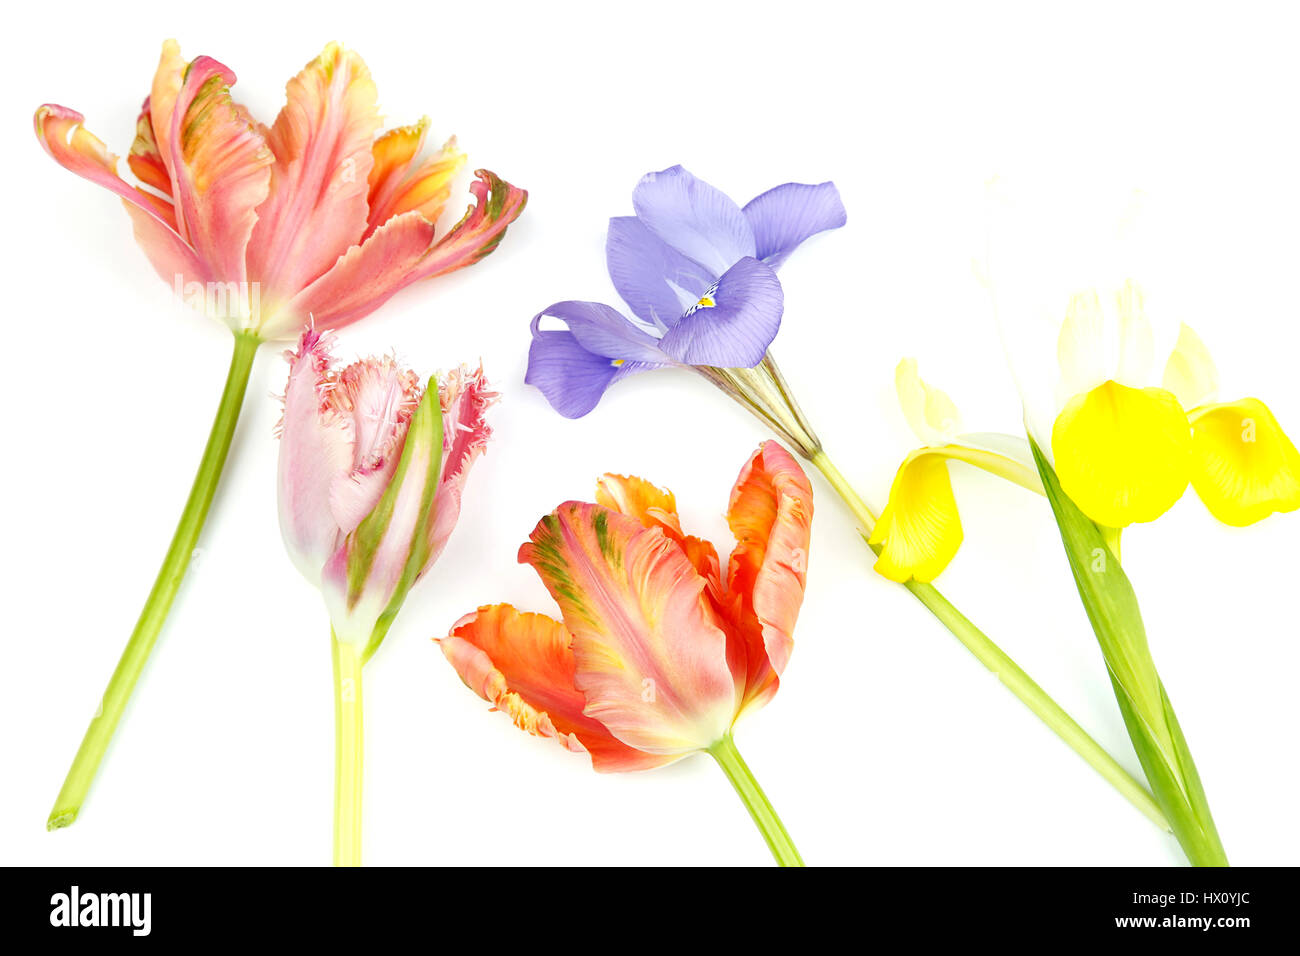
1030 439 1227 866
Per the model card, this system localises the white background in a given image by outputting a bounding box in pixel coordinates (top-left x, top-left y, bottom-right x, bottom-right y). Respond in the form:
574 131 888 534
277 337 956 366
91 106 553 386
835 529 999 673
3 0 1298 867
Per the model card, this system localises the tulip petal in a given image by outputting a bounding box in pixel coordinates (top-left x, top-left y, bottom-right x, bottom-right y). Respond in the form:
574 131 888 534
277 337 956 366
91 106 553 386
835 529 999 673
402 169 529 280
895 357 962 445
147 39 187 190
657 256 784 368
596 474 722 585
442 605 675 772
723 442 813 710
426 364 499 569
366 122 465 238
606 216 713 329
519 502 737 754
127 97 172 197
1188 398 1300 526
742 181 847 269
34 104 207 284
167 57 273 289
1162 323 1220 411
246 43 381 303
279 211 437 337
1051 380 1192 528
276 330 352 583
632 165 756 276
868 451 963 583
280 172 527 338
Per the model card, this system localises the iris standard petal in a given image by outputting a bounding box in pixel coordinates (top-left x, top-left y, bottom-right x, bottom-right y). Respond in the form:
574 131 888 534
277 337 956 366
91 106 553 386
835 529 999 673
631 165 756 276
895 358 962 445
1187 398 1300 526
442 604 676 772
1162 323 1220 411
657 257 784 368
606 216 713 329
1051 380 1192 527
518 502 738 755
742 181 847 269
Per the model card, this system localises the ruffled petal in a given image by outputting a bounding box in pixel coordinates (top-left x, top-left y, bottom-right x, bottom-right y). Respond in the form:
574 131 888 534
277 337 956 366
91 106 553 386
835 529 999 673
723 442 813 711
595 474 722 586
166 56 273 289
425 364 499 569
1051 381 1191 527
246 43 381 303
868 451 963 583
441 604 675 772
657 257 783 368
276 330 352 583
277 211 437 338
127 97 171 197
366 120 465 237
631 165 755 276
34 104 207 284
606 216 713 329
1188 398 1300 526
398 169 528 280
1162 323 1220 411
147 39 187 191
519 502 737 754
742 181 847 269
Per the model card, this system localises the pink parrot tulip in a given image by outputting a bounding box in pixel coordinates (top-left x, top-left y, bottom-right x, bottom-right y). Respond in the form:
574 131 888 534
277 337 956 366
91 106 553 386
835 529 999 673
441 441 813 865
278 329 496 866
35 39 527 338
38 39 525 833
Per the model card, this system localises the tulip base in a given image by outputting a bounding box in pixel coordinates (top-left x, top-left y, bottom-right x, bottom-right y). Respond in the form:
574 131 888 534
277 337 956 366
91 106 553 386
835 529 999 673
332 634 365 867
47 330 261 830
708 734 804 867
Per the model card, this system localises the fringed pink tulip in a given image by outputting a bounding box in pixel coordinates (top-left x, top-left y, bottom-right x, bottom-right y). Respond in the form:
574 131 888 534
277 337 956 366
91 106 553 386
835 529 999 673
441 441 813 865
38 40 525 832
277 330 495 866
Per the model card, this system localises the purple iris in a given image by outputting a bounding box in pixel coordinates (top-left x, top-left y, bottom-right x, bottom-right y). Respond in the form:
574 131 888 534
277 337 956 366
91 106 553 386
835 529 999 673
526 165 847 418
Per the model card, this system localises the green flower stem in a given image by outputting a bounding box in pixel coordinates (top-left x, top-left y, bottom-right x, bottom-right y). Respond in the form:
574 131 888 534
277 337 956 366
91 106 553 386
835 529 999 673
708 734 804 866
47 331 261 830
808 449 1169 832
332 634 364 867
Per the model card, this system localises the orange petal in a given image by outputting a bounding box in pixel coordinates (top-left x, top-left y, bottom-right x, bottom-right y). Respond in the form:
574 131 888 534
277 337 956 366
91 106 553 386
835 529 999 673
441 605 674 772
519 503 737 755
127 97 172 198
147 39 187 190
246 43 382 303
366 119 466 236
167 57 273 286
595 472 722 584
723 441 813 713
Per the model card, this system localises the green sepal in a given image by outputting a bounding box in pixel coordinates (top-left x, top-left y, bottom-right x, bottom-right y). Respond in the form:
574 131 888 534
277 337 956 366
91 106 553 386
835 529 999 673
1030 438 1227 865
345 375 444 664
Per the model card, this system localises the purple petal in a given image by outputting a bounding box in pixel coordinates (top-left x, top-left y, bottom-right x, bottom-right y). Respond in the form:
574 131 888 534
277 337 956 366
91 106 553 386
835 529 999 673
743 181 847 269
533 300 668 364
525 328 622 419
606 216 714 329
632 165 756 277
658 257 784 368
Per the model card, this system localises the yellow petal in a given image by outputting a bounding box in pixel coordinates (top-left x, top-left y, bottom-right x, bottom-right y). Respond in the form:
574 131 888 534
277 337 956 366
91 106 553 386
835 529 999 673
868 452 962 583
1056 289 1106 399
1188 398 1300 526
895 358 960 444
1051 380 1192 527
1161 323 1219 411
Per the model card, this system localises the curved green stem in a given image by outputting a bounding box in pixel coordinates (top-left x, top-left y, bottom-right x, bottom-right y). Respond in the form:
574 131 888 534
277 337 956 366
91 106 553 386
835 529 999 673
47 331 261 830
808 450 1169 832
332 634 364 867
708 734 803 866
